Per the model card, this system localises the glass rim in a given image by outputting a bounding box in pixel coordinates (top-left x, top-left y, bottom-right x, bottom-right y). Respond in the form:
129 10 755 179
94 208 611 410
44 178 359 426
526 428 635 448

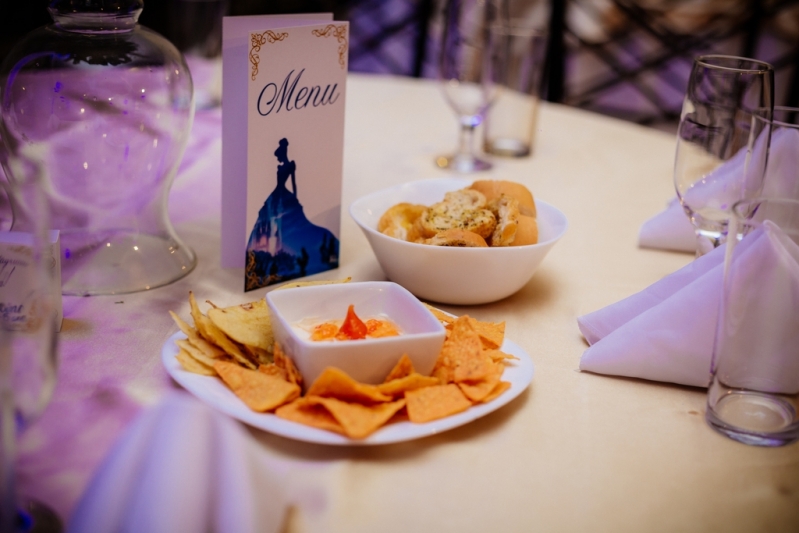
694 54 773 74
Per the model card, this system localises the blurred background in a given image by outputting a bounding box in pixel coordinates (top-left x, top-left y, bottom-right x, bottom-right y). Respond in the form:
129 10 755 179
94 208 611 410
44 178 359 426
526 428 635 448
1 0 798 133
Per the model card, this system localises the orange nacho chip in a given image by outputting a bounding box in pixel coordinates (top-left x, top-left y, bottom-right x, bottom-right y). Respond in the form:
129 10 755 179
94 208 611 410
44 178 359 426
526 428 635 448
432 316 488 384
465 316 505 350
406 384 472 423
424 303 455 326
453 352 493 384
377 373 441 398
307 396 407 439
214 360 300 412
258 363 288 381
306 367 392 403
481 381 511 403
274 343 303 388
275 397 345 435
457 361 504 402
383 353 415 382
484 349 518 362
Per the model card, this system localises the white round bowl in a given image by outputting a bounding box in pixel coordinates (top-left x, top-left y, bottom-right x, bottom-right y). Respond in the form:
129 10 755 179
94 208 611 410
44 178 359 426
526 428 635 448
349 178 568 305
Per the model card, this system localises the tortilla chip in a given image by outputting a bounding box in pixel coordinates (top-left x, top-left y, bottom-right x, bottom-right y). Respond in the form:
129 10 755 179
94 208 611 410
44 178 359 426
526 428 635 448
214 360 300 412
308 396 406 439
383 354 415 382
273 277 352 291
406 384 472 423
207 299 273 353
457 361 504 402
175 349 216 376
453 352 493 383
258 363 288 381
306 367 391 403
377 373 440 398
466 316 505 350
484 349 518 362
423 303 455 326
273 343 303 388
189 292 257 369
175 338 219 368
480 381 511 403
244 344 272 366
432 316 487 384
169 311 226 359
275 397 345 435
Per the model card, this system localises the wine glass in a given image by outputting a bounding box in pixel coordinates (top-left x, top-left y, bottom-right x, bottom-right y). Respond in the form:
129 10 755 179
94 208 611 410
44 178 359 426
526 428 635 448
0 149 61 532
436 0 501 173
674 55 774 256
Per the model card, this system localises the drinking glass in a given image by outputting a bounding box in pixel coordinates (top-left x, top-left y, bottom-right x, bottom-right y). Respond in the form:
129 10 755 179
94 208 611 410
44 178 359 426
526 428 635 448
674 55 774 256
436 0 500 173
706 197 799 446
483 21 547 158
0 151 61 531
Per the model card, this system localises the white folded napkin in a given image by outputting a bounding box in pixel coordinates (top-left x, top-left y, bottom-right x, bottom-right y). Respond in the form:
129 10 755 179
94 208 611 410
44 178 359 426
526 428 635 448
68 391 288 533
638 198 696 253
579 221 799 388
638 127 799 253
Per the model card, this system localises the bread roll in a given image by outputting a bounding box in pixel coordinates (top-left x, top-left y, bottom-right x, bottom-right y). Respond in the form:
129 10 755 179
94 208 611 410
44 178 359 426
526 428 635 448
487 196 520 246
469 180 536 217
425 229 489 247
378 203 427 242
442 188 487 209
510 214 538 246
418 188 496 239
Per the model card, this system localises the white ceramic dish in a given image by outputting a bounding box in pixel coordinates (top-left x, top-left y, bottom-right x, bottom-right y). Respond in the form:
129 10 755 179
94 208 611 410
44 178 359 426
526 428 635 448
266 282 446 386
349 178 568 305
162 332 534 446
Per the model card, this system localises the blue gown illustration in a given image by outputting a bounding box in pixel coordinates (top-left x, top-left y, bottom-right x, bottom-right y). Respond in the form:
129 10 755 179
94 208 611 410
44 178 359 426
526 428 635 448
245 138 339 290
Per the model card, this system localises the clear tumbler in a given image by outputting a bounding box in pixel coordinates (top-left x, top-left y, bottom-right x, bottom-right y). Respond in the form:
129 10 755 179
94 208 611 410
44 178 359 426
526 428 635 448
706 197 799 446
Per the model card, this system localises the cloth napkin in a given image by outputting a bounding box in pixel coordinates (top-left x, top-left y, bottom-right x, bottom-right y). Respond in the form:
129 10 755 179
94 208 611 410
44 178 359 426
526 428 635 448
638 127 799 253
68 391 288 533
579 221 799 388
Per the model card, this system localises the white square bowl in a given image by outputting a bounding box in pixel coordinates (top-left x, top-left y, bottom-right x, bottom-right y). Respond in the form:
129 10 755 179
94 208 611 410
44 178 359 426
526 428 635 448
265 281 446 386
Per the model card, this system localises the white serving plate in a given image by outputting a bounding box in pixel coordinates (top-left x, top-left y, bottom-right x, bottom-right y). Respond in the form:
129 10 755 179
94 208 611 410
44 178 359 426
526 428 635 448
162 332 534 446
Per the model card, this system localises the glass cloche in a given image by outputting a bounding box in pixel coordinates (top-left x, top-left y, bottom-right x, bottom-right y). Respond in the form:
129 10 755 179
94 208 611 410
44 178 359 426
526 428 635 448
0 0 196 295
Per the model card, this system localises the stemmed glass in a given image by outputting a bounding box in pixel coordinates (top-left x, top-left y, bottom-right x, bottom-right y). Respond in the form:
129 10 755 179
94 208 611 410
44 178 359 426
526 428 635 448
673 55 774 256
436 0 501 173
0 149 61 532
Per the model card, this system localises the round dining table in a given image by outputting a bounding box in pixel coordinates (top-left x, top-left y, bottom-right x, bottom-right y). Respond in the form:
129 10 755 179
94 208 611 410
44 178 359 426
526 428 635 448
20 73 799 532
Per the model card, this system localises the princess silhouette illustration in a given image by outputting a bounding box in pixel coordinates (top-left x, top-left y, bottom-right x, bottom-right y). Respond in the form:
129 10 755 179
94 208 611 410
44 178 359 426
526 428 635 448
245 138 339 291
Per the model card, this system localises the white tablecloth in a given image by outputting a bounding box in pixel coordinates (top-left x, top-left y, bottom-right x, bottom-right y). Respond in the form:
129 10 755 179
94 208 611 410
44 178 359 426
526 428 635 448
20 74 799 533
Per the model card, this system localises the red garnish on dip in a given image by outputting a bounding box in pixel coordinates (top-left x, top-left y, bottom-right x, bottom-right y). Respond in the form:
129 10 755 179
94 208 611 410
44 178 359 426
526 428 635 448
336 304 368 340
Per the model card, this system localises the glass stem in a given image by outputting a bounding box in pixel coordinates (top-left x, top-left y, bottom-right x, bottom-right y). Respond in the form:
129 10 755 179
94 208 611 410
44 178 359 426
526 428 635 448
456 122 477 161
0 336 16 533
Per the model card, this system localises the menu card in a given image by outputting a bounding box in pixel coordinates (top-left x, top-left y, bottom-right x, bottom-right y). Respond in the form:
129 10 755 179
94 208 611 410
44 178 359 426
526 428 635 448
221 14 348 291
